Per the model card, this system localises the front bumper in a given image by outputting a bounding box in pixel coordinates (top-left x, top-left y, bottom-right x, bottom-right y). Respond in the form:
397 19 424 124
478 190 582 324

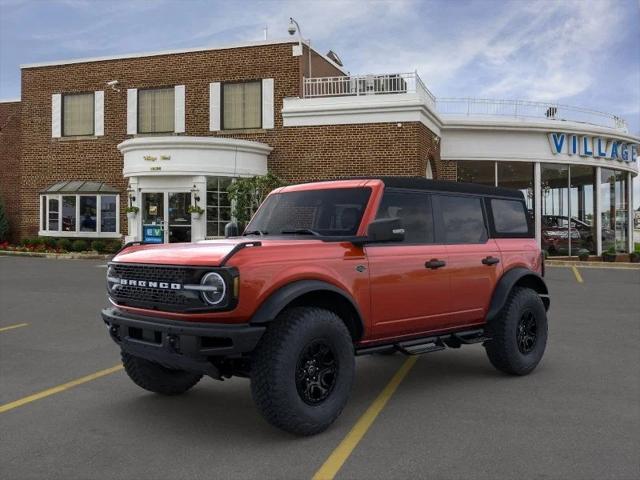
102 307 265 377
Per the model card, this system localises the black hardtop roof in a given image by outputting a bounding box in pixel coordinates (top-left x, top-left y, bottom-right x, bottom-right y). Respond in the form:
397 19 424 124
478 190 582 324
328 176 525 200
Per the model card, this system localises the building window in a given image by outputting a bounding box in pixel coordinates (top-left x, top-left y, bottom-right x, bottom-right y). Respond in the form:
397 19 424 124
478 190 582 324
569 165 596 254
457 160 495 186
62 92 94 136
222 81 261 130
541 164 570 256
497 162 535 213
491 199 530 234
40 192 120 237
206 177 233 237
138 87 175 133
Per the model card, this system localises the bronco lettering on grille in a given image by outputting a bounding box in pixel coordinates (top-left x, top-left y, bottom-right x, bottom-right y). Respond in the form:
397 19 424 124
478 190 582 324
119 279 182 290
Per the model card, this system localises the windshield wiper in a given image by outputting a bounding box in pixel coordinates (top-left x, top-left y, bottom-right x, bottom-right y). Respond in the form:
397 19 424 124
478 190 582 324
280 228 321 236
243 230 267 236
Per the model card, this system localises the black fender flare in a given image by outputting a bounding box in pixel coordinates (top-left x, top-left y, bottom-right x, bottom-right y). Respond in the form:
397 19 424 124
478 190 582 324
486 268 550 322
250 280 365 339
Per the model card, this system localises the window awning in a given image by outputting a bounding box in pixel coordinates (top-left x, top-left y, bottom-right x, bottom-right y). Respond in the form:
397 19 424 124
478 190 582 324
41 181 120 194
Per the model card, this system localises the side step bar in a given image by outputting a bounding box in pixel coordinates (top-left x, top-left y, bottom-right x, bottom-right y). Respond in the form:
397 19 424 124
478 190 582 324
355 328 490 357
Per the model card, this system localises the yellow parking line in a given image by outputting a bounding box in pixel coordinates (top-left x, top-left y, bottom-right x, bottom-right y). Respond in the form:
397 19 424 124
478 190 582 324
312 356 418 480
571 265 584 283
0 365 123 414
0 323 29 333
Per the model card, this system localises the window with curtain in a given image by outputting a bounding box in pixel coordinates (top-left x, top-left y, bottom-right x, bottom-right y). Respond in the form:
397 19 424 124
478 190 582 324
222 81 261 129
138 88 175 133
63 93 94 136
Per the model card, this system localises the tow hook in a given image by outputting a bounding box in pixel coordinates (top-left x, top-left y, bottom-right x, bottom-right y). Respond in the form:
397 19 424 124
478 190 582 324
108 324 120 341
167 334 179 352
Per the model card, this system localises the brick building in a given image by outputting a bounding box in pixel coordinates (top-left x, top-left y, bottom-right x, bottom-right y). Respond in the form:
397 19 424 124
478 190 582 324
0 38 637 254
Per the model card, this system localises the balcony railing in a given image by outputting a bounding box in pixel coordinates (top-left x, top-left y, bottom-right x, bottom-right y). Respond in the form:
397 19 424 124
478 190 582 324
303 72 436 108
436 98 628 131
301 73 628 132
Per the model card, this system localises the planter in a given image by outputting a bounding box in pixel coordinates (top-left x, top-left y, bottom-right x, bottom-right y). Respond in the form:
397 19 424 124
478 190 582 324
603 253 629 262
127 212 137 222
190 212 202 220
629 252 640 263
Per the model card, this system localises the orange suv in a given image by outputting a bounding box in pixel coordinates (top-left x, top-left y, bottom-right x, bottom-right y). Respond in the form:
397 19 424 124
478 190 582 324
102 177 550 435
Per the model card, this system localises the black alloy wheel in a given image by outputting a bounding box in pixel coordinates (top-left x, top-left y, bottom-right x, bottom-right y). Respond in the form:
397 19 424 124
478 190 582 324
295 339 338 405
516 310 537 354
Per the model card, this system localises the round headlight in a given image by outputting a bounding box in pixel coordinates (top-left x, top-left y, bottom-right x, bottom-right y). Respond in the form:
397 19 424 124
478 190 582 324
200 272 226 305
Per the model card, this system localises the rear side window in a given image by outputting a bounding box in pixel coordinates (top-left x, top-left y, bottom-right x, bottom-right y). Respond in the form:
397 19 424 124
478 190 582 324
491 199 529 234
375 190 434 243
436 195 487 244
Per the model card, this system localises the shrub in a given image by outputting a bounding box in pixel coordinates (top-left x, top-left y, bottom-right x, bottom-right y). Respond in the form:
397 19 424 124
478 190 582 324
577 249 590 261
227 173 286 227
57 238 72 251
40 237 57 249
105 240 122 254
91 240 107 253
21 237 36 247
71 239 89 252
0 197 9 242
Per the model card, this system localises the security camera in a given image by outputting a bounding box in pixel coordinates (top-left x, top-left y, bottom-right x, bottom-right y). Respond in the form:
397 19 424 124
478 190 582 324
106 80 118 86
288 18 297 36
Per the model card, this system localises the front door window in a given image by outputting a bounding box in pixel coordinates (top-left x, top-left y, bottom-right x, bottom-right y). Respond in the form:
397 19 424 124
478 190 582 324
141 192 191 243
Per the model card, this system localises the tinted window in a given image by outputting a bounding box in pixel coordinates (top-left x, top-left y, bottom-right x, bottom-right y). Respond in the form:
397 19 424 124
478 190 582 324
246 188 371 236
437 195 487 244
491 199 529 234
375 191 434 243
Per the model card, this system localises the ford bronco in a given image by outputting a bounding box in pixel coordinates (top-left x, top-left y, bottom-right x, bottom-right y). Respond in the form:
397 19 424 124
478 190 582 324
102 177 549 435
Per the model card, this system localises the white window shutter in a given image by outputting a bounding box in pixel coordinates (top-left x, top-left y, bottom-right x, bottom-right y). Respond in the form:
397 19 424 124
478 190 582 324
262 78 274 129
209 82 221 131
94 91 104 136
127 88 137 135
174 85 185 133
51 94 62 138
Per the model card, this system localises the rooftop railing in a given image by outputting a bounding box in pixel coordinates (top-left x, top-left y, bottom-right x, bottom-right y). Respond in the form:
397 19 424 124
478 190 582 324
303 72 436 108
435 98 628 132
302 73 627 132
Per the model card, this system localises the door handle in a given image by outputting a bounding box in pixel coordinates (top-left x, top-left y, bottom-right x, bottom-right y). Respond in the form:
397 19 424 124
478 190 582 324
425 259 446 269
482 256 500 266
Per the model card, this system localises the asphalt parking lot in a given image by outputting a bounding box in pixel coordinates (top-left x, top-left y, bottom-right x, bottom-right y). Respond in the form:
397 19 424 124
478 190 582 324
1 256 639 480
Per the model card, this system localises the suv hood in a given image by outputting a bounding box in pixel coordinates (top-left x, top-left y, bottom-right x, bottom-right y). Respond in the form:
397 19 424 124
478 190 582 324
112 239 258 267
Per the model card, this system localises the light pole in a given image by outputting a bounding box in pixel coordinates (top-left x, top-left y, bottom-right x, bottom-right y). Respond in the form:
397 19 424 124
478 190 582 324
288 17 312 80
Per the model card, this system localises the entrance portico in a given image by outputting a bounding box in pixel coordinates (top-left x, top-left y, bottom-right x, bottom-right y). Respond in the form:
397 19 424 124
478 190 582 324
118 136 272 243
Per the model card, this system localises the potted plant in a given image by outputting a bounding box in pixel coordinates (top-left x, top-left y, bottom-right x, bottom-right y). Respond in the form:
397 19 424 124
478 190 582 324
187 205 204 219
602 246 617 262
126 206 139 221
577 248 590 261
630 248 640 263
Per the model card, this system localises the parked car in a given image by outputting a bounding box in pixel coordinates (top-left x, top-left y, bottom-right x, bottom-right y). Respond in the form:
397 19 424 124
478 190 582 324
102 177 550 435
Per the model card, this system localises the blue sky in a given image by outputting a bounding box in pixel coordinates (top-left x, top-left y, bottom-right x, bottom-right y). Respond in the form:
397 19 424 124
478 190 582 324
1 0 639 201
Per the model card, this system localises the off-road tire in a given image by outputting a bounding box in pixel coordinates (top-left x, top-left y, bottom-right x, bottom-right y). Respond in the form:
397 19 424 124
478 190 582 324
251 307 355 436
121 352 202 395
484 287 547 375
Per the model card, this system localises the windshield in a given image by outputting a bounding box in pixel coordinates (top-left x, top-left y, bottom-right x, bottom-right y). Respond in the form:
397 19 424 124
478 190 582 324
245 187 371 237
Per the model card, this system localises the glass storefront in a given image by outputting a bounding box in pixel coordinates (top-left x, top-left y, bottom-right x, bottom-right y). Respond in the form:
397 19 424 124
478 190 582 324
206 176 233 237
457 160 632 256
601 169 629 253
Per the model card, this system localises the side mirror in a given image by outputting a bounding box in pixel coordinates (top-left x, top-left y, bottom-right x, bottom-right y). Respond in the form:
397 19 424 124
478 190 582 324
224 222 239 238
365 217 404 243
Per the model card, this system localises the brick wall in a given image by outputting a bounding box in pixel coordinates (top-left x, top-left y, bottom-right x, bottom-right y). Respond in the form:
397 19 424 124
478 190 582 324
0 101 21 241
15 41 441 240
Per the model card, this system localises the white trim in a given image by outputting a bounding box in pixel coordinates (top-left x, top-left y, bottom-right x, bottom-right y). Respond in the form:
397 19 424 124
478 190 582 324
38 231 122 239
0 97 20 103
595 166 602 255
127 89 137 135
20 39 300 69
628 172 634 253
39 193 120 237
174 85 186 133
209 82 221 131
94 90 104 136
262 78 274 129
51 94 61 138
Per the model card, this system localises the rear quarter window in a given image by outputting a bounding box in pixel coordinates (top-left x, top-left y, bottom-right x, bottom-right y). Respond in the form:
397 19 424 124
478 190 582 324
435 195 487 244
491 199 530 235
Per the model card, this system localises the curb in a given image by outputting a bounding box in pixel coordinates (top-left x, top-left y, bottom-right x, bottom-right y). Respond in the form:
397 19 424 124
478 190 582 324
0 250 112 260
546 260 640 270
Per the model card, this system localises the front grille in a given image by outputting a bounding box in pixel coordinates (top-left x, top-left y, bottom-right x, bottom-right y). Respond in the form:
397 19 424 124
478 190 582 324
109 263 208 312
